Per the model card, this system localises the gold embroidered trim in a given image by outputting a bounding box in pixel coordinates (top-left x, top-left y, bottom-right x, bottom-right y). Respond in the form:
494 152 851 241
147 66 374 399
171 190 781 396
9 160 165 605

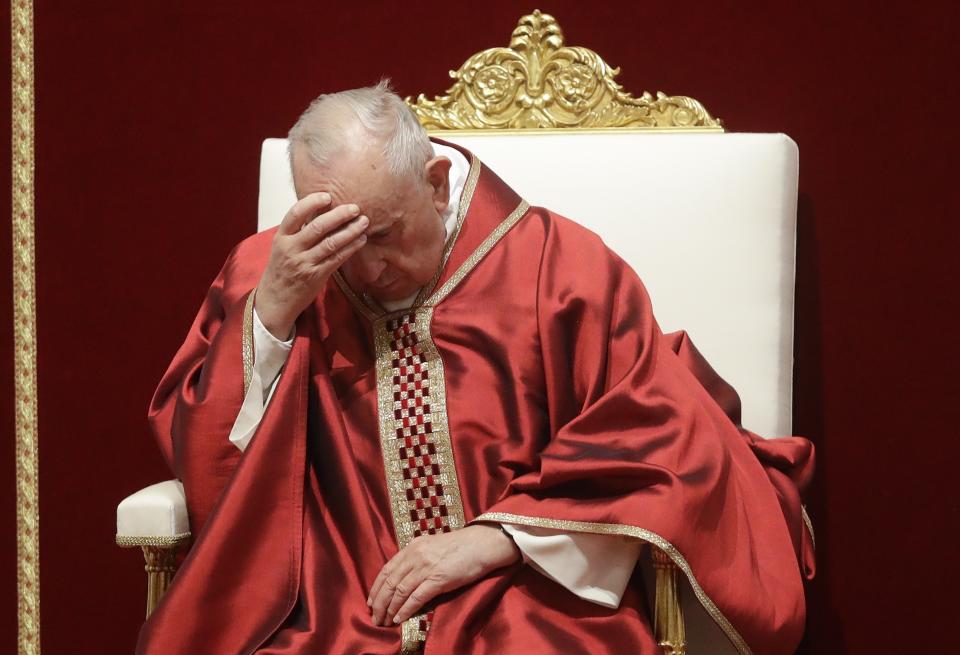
399 610 437 655
332 272 380 322
374 308 467 652
374 309 468 547
12 1 39 652
425 200 531 307
801 504 815 550
242 289 256 395
411 154 481 306
400 619 420 654
474 512 752 655
115 533 191 548
410 308 467 535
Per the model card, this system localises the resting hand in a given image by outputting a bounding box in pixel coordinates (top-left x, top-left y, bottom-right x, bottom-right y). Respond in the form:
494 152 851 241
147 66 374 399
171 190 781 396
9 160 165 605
255 192 368 339
368 523 521 626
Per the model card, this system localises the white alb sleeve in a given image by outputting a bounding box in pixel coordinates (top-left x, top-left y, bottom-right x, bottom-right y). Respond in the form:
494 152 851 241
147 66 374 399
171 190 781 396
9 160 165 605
501 523 643 608
227 308 294 451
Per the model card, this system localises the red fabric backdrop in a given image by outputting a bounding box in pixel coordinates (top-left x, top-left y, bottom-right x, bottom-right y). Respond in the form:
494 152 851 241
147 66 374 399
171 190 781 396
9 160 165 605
1 1 958 652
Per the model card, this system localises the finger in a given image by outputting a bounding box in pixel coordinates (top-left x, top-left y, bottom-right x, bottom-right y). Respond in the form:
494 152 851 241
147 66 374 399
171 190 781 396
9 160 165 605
277 192 332 236
292 203 361 250
392 577 445 625
317 230 367 272
368 557 395 607
369 575 385 608
368 548 407 606
371 559 415 625
306 215 369 264
384 568 425 625
371 558 414 625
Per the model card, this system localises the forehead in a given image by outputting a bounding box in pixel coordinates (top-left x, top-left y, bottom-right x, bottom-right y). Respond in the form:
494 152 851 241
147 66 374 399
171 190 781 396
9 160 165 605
292 144 412 222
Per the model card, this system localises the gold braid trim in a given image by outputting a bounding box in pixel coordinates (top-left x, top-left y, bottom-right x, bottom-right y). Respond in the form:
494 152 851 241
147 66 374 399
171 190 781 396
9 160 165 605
801 504 816 550
475 512 752 655
425 200 531 308
12 0 39 652
332 271 380 322
115 533 191 548
242 289 256 395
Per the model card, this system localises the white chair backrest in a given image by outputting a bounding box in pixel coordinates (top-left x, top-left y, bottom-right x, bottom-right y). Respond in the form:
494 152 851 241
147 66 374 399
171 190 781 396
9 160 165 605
258 133 798 437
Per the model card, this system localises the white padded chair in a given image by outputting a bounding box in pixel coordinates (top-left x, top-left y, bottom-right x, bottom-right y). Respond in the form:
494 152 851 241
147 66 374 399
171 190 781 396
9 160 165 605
117 12 799 653
118 130 798 641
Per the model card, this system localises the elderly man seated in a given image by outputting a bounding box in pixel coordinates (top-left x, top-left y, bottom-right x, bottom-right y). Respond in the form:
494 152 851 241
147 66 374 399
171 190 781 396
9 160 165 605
138 82 814 655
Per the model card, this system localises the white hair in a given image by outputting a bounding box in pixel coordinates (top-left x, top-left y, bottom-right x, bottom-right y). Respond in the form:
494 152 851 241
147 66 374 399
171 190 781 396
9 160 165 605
287 79 433 180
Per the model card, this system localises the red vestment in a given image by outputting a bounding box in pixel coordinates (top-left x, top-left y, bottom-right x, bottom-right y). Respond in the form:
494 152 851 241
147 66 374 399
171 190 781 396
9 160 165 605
139 144 815 655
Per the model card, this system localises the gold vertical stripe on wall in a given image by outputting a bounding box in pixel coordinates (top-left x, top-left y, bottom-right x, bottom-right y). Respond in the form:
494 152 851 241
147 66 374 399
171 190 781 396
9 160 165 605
11 0 39 653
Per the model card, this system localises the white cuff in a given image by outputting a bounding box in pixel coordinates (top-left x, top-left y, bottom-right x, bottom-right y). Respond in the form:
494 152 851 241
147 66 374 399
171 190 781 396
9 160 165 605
252 307 294 397
227 307 294 451
502 523 643 609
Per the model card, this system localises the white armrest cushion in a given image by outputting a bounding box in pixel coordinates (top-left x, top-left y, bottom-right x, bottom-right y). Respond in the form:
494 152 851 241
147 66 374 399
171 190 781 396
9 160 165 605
116 480 190 540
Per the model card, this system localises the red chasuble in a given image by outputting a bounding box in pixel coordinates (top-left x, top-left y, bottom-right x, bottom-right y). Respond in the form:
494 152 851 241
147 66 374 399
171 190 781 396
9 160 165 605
139 144 815 655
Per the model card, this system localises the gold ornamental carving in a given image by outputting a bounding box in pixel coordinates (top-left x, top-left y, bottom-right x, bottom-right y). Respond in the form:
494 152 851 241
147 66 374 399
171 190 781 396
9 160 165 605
407 10 721 131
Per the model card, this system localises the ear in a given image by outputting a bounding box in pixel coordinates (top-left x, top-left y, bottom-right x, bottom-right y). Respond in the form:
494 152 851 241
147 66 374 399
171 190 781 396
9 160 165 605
424 156 452 214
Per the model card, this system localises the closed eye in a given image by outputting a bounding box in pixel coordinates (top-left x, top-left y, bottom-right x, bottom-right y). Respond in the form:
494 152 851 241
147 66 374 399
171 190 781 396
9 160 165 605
368 222 397 241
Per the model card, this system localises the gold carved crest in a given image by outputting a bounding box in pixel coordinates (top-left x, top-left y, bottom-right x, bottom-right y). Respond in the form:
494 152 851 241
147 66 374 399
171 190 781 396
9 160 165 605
406 10 722 130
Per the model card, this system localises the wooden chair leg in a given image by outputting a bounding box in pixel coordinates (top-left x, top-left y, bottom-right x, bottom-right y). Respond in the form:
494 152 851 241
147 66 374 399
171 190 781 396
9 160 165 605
652 547 687 655
142 546 178 618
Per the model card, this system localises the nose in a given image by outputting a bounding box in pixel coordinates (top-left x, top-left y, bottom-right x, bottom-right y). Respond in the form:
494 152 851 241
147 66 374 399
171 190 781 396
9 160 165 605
350 246 387 285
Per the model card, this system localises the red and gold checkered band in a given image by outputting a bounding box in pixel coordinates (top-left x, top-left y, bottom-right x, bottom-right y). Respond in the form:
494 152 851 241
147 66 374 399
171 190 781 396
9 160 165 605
374 308 467 653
